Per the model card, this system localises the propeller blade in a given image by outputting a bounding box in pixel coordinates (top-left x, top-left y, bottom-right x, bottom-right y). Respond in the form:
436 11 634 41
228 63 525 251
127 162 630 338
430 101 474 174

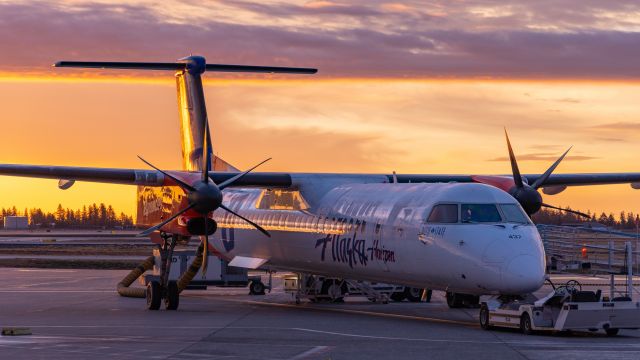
137 156 196 192
202 125 211 184
504 129 524 188
201 215 209 278
216 158 272 190
137 203 195 237
220 204 271 237
531 147 572 189
541 203 591 219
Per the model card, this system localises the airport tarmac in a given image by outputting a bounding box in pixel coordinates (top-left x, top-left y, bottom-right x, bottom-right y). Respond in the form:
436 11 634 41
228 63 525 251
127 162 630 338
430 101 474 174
0 268 639 360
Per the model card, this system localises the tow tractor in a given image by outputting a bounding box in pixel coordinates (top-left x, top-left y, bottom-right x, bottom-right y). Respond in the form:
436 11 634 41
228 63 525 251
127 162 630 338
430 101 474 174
479 279 640 335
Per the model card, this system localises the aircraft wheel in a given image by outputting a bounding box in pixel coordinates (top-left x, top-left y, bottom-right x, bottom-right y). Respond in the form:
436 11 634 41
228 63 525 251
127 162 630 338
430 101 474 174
390 292 406 302
520 313 534 335
249 281 266 295
446 292 463 308
479 304 492 330
321 279 345 302
605 328 619 336
146 281 161 311
164 281 179 310
404 287 424 302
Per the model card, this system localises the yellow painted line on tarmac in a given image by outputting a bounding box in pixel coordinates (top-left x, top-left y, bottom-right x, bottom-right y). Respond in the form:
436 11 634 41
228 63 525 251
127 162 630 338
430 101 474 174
206 296 476 327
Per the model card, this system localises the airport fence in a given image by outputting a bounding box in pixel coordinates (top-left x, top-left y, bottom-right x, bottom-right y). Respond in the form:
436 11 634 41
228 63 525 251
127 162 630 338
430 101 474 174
537 224 640 274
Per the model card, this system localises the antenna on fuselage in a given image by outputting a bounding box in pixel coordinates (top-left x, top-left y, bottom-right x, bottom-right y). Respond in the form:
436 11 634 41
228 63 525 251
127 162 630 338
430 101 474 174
392 171 398 184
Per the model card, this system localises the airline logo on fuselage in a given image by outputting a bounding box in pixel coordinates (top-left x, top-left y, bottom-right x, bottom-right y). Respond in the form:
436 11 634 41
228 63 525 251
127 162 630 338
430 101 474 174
315 233 396 269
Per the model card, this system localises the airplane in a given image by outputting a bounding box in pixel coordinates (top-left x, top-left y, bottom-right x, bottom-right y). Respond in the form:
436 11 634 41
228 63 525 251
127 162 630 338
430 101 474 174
2 55 640 311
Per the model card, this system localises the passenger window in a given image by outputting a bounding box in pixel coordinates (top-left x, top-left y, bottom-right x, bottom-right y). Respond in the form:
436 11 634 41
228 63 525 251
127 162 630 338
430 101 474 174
500 204 530 224
256 189 309 210
427 204 458 223
461 204 502 223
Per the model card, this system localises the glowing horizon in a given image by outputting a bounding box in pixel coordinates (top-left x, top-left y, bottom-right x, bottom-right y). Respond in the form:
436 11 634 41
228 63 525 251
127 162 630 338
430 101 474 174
1 75 640 219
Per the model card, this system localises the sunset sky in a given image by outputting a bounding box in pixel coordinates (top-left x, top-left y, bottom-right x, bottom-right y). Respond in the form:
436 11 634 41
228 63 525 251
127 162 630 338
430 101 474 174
1 0 640 218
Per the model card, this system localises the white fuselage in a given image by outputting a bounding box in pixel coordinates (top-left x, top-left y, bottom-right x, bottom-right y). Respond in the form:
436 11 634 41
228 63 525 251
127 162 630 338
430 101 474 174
209 182 546 295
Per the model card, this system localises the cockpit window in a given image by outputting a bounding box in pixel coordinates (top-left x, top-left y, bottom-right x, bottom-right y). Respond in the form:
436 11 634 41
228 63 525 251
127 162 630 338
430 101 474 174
500 204 530 224
427 204 458 223
461 204 502 223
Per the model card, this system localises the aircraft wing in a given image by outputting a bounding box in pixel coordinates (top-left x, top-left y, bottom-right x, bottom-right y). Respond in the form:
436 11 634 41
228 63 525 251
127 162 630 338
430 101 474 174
523 173 640 187
0 164 291 188
395 173 640 188
0 163 640 190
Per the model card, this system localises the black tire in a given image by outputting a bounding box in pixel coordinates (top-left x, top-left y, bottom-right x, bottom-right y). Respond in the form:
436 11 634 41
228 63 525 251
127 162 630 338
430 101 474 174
164 281 179 310
446 292 463 308
390 292 406 302
146 281 161 311
520 313 534 335
605 328 619 336
479 304 492 330
249 281 266 295
405 287 424 302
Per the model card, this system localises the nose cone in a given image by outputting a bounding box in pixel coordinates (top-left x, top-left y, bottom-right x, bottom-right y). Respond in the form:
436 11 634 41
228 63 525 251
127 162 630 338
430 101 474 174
501 255 545 294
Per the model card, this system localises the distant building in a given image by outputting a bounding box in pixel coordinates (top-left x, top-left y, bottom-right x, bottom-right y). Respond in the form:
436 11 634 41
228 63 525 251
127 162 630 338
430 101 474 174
3 216 29 230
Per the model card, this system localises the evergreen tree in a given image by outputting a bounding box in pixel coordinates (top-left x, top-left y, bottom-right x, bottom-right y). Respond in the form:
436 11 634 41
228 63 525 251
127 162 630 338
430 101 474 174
55 204 65 226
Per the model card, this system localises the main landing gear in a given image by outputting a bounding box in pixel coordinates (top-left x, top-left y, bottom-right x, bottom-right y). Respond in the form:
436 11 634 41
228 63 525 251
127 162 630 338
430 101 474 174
147 232 179 311
446 291 480 308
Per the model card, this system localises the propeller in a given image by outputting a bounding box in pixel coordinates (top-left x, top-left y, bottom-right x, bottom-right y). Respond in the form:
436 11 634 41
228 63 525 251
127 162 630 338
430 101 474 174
540 203 590 219
503 129 589 219
138 117 271 278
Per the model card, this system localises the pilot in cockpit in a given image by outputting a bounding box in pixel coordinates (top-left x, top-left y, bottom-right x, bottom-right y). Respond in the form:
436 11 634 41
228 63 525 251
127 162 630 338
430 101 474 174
462 208 473 223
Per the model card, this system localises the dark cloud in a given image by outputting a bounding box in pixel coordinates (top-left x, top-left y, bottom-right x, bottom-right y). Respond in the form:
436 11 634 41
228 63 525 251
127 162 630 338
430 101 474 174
0 2 639 78
488 153 597 161
225 1 387 18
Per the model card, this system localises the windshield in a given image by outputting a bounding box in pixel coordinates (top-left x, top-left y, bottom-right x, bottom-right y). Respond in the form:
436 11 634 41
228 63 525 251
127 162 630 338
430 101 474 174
461 204 502 223
500 204 530 224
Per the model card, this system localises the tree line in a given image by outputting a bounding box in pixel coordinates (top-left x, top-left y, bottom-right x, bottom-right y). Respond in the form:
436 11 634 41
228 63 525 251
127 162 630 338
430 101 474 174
0 203 134 229
1 202 639 231
531 207 640 230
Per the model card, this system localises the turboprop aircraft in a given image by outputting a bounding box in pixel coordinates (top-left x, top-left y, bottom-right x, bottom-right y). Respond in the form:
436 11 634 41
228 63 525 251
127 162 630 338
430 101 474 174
2 55 640 311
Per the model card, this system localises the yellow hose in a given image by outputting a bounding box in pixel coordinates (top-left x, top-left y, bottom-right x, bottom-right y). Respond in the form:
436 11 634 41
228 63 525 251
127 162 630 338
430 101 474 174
116 256 155 298
177 243 204 293
117 244 204 298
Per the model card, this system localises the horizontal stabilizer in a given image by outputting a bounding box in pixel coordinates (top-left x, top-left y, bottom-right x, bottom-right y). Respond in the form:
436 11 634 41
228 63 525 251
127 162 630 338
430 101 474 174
205 64 316 74
228 256 269 269
54 61 184 70
53 60 317 74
